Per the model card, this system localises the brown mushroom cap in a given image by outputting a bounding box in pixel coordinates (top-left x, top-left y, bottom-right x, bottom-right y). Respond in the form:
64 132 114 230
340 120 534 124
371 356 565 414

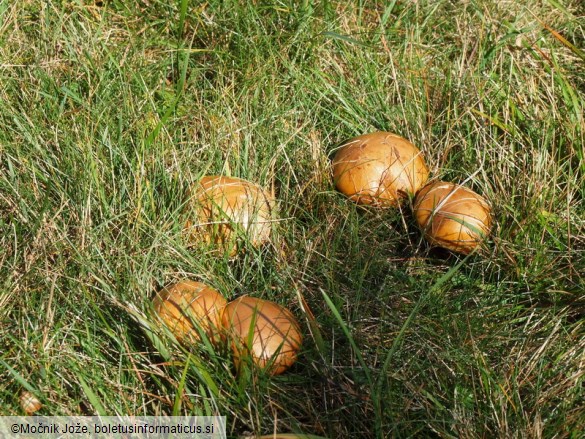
332 131 429 207
185 176 276 255
413 181 492 254
20 391 42 415
153 280 227 344
221 296 303 375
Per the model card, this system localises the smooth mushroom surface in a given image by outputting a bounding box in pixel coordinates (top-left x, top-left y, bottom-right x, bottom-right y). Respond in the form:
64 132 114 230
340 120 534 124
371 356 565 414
153 280 227 344
186 175 276 255
414 181 492 254
333 131 429 207
222 296 303 375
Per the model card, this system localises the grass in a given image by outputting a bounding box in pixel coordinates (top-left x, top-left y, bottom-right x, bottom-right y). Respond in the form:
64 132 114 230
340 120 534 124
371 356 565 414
1 0 584 437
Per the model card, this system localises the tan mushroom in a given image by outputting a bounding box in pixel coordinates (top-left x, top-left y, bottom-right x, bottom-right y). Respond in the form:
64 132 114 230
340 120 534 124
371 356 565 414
413 181 492 254
222 296 303 375
153 280 227 345
332 131 429 207
186 176 276 255
20 391 42 415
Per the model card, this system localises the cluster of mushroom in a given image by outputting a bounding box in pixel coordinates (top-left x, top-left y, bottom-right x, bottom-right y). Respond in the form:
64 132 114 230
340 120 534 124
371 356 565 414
153 280 302 376
152 131 492 378
154 176 302 376
332 131 492 254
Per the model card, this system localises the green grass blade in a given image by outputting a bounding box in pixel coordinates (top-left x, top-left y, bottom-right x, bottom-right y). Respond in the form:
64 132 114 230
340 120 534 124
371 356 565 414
77 374 107 416
177 0 189 39
0 359 37 394
320 289 372 387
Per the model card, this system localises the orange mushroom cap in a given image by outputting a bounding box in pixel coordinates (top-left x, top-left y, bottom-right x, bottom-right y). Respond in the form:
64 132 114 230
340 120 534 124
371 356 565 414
153 280 227 344
332 131 429 207
185 176 276 256
222 296 303 375
414 181 492 254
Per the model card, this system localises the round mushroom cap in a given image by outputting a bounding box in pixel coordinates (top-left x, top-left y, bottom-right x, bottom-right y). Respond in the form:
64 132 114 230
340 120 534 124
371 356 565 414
185 176 276 256
332 131 429 207
20 391 42 415
413 181 492 254
221 296 303 375
153 280 227 344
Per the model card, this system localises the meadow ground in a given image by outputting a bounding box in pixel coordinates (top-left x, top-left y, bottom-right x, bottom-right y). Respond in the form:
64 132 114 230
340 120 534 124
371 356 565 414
0 1 584 437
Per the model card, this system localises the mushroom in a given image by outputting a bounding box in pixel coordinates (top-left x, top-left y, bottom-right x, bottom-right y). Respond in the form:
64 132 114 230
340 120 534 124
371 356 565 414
153 280 227 345
332 131 429 207
413 181 492 254
222 296 303 375
186 176 276 255
20 391 42 415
